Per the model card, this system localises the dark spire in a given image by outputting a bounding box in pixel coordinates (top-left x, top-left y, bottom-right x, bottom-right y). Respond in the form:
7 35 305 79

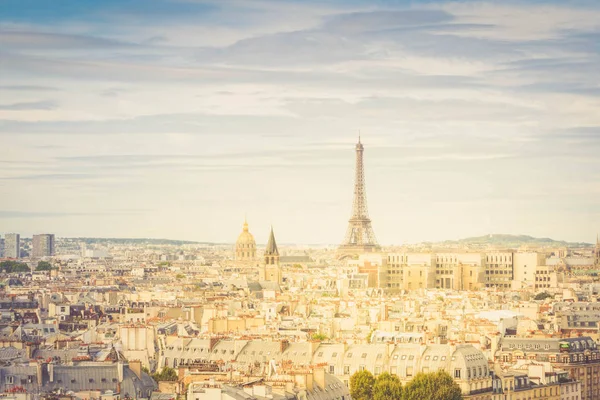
265 226 279 256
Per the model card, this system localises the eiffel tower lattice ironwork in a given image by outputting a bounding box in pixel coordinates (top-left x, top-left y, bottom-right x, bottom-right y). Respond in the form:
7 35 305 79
338 136 380 255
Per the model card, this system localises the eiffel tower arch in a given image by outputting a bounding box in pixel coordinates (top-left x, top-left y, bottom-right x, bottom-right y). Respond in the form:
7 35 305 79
338 137 381 258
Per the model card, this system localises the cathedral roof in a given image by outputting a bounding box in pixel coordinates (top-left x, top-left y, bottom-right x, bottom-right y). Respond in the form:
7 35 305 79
265 227 279 256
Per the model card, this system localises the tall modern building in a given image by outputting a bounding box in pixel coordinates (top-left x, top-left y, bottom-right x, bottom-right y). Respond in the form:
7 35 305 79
338 137 381 257
32 234 55 258
4 233 20 259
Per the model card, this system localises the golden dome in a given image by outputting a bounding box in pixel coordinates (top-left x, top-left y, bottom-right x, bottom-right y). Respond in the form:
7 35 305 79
236 218 256 261
237 219 255 244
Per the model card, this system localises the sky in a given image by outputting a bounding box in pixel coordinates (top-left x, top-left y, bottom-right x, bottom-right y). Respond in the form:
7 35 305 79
1 0 599 245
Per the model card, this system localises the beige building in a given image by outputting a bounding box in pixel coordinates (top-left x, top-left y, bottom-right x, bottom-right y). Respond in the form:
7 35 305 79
402 253 436 291
512 252 556 290
485 252 513 289
435 253 485 291
385 251 556 292
386 252 487 292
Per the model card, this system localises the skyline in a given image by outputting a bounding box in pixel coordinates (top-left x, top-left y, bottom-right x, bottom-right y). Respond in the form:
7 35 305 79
1 0 600 244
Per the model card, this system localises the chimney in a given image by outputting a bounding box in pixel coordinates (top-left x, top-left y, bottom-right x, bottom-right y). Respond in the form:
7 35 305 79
117 361 124 382
313 368 326 390
129 360 142 379
306 372 314 391
36 362 43 386
280 339 290 353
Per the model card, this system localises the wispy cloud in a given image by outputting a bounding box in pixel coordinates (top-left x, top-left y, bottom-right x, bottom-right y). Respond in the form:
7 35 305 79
0 0 599 242
0 100 58 110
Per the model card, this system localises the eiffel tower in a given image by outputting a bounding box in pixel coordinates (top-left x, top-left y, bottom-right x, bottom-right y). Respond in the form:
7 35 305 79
338 136 380 257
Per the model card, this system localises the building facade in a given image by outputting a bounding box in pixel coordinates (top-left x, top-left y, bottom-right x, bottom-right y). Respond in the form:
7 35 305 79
4 233 20 259
32 234 55 258
498 337 600 400
485 252 513 289
383 251 558 292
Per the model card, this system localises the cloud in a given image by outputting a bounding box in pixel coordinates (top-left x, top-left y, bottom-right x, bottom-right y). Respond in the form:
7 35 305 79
0 31 138 50
0 210 148 218
0 0 599 242
0 100 58 110
0 85 59 91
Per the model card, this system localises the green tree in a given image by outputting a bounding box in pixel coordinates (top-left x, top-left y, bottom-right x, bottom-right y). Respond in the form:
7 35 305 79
175 273 185 280
402 371 462 400
0 261 30 273
373 372 402 400
534 292 552 301
36 261 54 271
152 366 178 382
311 333 328 341
350 370 375 400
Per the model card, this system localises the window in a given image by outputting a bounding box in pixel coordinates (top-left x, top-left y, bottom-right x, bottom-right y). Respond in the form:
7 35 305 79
347 353 353 358
344 366 350 375
332 352 338 357
361 353 367 359
318 352 323 357
455 369 461 378
5 376 13 384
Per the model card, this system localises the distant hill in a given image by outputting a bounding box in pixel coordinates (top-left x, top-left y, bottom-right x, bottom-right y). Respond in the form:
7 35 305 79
438 234 592 248
66 237 216 246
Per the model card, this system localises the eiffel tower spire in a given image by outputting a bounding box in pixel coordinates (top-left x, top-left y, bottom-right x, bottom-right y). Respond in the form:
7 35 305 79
338 136 380 256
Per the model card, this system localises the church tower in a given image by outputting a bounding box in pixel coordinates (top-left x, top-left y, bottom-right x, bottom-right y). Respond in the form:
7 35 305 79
260 227 281 285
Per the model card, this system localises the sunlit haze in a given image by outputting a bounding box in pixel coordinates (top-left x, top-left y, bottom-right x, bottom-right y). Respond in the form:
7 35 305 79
1 0 599 244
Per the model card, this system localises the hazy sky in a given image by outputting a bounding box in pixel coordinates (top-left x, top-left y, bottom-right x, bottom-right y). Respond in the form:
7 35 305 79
1 0 599 245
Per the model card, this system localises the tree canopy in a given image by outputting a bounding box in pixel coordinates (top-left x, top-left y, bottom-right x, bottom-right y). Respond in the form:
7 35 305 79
350 370 375 400
152 366 178 382
0 261 30 273
402 371 463 400
373 372 403 400
36 261 55 271
311 333 328 341
534 292 553 301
